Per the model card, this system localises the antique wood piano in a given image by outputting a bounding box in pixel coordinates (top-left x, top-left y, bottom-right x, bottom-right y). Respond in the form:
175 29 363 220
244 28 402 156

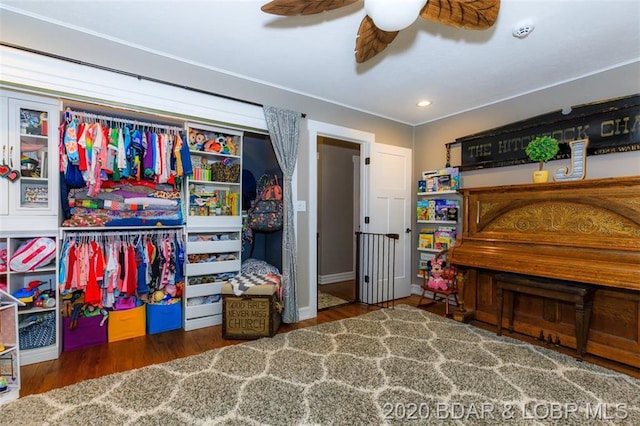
448 176 640 368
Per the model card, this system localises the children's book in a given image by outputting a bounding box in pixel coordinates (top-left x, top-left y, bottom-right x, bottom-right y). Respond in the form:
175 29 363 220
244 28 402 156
434 226 457 250
418 232 434 249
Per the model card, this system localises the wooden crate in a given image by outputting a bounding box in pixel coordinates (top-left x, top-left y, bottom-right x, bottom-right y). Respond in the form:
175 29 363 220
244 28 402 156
221 283 281 339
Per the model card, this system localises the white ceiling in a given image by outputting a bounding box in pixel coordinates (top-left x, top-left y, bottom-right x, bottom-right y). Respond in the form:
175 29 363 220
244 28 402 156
1 0 639 126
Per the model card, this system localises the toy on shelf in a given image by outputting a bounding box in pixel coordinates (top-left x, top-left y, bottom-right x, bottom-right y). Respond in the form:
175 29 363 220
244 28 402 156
420 167 460 192
12 279 54 309
0 247 6 273
189 129 239 156
9 237 56 272
225 136 237 155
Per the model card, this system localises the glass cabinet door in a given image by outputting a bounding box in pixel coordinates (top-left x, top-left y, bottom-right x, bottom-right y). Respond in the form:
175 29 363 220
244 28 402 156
7 97 59 217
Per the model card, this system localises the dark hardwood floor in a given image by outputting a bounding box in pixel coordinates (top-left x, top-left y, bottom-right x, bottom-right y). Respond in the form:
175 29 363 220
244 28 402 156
318 279 356 302
20 294 638 398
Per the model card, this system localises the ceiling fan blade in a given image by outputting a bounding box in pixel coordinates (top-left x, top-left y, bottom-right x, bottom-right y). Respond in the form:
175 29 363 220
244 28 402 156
355 16 399 63
420 0 501 29
261 0 359 16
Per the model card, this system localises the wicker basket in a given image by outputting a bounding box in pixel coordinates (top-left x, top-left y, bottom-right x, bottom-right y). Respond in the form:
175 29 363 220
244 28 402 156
212 162 240 183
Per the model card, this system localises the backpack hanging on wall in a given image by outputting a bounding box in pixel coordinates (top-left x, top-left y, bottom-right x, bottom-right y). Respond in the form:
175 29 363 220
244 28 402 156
247 174 283 232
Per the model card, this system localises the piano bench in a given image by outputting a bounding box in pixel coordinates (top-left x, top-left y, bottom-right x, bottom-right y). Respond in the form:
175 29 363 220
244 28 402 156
494 273 596 361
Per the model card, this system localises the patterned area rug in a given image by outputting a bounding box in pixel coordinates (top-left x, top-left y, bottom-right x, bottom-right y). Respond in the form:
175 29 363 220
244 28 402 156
317 290 350 310
2 305 639 425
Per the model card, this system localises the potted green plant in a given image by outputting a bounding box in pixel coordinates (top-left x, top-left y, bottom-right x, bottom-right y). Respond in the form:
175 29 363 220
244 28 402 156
525 136 559 183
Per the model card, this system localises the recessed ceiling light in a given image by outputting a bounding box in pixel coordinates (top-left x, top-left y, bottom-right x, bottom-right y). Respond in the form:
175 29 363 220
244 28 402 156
417 100 431 107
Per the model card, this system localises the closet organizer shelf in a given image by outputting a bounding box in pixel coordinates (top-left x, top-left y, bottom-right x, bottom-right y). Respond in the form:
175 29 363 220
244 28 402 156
13 305 56 316
2 234 60 367
183 123 243 331
190 180 241 185
188 239 241 254
187 260 241 277
185 301 222 321
188 150 240 160
186 123 242 227
184 230 242 330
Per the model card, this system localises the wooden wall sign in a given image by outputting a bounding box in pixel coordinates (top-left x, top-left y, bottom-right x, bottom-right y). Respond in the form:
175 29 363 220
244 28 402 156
457 94 640 171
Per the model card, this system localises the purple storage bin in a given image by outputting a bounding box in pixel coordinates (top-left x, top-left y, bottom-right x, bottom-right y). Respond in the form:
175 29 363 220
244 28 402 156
63 315 108 351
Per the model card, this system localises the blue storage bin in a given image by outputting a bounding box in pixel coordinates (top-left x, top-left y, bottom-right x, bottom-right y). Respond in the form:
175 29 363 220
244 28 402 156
146 302 182 334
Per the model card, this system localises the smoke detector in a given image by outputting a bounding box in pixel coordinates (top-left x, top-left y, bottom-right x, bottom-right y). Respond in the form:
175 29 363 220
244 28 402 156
512 21 535 39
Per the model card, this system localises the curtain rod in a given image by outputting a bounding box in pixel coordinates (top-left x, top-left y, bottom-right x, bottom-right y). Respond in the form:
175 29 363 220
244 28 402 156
1 42 307 119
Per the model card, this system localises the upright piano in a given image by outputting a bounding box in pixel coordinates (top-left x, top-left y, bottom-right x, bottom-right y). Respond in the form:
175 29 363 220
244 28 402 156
448 176 640 368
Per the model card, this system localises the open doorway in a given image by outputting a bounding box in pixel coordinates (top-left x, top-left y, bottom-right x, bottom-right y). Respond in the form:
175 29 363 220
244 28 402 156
303 119 375 321
317 137 361 310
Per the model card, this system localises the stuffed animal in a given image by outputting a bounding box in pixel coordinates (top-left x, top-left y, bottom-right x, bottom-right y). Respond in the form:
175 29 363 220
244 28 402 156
0 248 7 273
194 133 206 149
204 138 222 153
427 258 449 291
189 130 197 146
225 136 237 155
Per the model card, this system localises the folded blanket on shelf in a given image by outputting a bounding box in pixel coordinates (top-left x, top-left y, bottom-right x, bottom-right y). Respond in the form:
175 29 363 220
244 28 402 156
123 197 179 207
62 206 182 227
69 199 146 211
63 178 184 227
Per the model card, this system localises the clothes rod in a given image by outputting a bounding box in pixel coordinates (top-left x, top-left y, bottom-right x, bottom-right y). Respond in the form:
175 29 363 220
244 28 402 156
65 108 184 133
63 229 182 238
1 42 307 119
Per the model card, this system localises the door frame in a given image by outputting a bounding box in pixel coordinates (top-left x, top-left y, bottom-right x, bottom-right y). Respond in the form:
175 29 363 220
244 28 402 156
304 120 374 320
352 154 361 276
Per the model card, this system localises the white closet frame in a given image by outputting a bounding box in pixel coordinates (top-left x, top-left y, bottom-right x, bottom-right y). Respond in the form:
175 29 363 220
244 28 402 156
0 45 267 131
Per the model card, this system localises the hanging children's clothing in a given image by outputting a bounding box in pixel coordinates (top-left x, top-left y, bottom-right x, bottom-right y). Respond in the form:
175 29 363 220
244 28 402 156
59 109 192 227
59 230 184 308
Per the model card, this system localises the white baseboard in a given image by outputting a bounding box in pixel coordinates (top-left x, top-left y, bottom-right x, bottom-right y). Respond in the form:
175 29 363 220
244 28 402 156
298 305 315 321
318 271 355 285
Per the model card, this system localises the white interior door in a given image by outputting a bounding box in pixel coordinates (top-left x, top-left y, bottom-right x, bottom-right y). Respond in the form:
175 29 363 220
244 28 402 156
364 142 412 302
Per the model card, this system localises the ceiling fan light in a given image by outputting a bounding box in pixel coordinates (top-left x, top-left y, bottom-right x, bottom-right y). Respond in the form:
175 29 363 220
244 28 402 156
364 0 428 32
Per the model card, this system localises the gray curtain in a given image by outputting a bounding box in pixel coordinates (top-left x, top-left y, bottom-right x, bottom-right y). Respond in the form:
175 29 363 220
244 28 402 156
263 105 301 323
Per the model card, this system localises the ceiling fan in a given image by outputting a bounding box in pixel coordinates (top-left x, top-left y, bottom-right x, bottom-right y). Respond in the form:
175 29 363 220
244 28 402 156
261 0 501 63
